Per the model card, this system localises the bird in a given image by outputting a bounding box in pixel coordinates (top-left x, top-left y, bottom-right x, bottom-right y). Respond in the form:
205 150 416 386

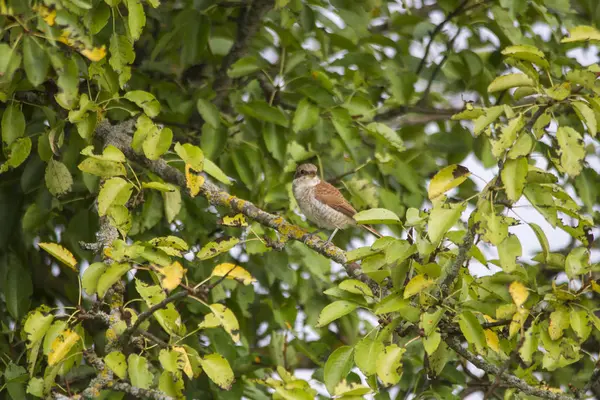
292 163 382 243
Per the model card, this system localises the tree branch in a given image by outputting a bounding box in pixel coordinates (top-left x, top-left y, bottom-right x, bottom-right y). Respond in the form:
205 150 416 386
445 335 575 400
95 120 379 293
120 290 189 346
438 226 475 299
212 0 275 107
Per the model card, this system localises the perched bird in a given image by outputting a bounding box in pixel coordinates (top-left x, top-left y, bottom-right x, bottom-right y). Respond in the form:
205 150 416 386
292 163 382 243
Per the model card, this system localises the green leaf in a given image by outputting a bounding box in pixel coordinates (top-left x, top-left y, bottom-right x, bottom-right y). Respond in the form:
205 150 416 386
45 159 73 197
353 208 400 224
561 25 600 43
26 377 44 397
125 90 161 118
127 354 153 389
354 337 383 376
519 324 538 364
548 308 570 340
376 344 405 387
23 37 49 86
159 371 184 398
427 202 466 245
109 34 135 73
105 351 127 379
565 247 590 279
421 308 445 336
196 98 220 128
96 263 131 298
227 56 263 78
365 122 405 152
5 137 32 170
507 133 534 159
572 101 597 137
545 82 571 101
501 44 549 68
458 311 486 353
197 237 240 260
162 184 181 223
135 279 186 335
528 223 549 261
199 353 234 390
473 106 504 136
204 158 231 185
570 309 592 342
557 126 585 176
338 279 373 297
82 262 107 295
497 234 522 273
238 101 288 127
98 177 133 216
487 73 535 92
491 114 525 157
502 157 528 202
293 98 319 132
2 103 25 146
143 126 172 160
316 300 358 327
423 331 442 355
324 346 354 394
78 158 126 177
125 0 146 40
142 181 175 192
428 164 471 200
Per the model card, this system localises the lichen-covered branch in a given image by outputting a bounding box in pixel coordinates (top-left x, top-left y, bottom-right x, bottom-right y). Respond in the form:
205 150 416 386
95 121 378 291
212 0 275 107
438 227 475 298
445 335 575 400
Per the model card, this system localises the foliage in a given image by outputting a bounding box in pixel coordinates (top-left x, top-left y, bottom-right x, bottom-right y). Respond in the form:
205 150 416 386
1 0 600 399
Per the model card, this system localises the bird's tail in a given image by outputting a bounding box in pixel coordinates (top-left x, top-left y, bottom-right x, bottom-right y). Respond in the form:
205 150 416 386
361 224 382 238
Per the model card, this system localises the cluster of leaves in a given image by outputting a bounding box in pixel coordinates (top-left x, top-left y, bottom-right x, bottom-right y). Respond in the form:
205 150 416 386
2 0 600 399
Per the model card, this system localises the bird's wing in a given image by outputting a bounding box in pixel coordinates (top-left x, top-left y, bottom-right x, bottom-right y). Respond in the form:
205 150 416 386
314 181 356 218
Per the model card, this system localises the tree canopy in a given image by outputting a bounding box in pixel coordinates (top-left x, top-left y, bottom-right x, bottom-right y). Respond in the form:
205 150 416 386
2 0 600 399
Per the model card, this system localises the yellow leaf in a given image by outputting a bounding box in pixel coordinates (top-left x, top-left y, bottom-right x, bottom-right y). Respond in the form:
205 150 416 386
509 281 529 308
509 310 529 339
209 304 240 343
158 261 186 291
58 30 74 46
32 5 56 26
403 274 434 299
173 346 194 379
48 329 80 366
81 46 107 62
198 312 221 329
39 242 77 270
186 164 204 197
210 263 256 285
428 165 471 200
220 213 248 227
484 329 500 352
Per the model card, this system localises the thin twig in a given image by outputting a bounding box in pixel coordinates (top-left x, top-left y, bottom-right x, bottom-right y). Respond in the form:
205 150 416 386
415 0 470 75
445 335 575 400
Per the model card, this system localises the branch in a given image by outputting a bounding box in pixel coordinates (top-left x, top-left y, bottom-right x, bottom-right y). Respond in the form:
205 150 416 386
212 0 275 107
374 105 460 126
95 120 379 293
445 335 575 400
418 28 462 106
120 290 189 346
415 0 471 74
438 226 475 299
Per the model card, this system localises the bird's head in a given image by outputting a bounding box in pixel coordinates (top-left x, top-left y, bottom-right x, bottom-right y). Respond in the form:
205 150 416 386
294 163 318 180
